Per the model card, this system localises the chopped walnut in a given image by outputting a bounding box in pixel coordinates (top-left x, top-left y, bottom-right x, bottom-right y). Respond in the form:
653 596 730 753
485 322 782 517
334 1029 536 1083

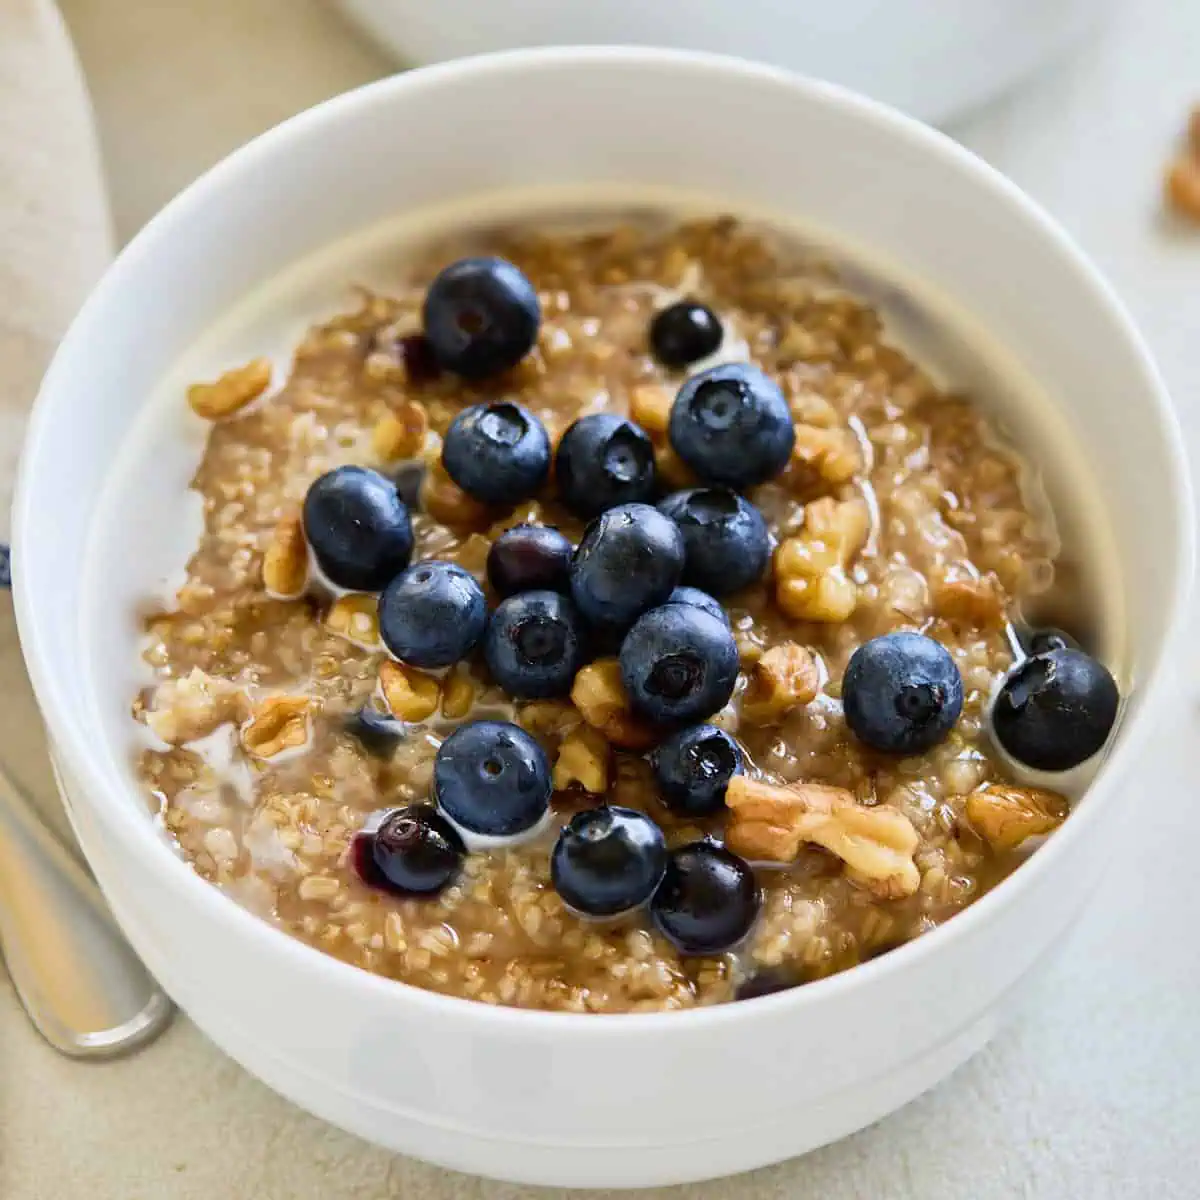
262 511 308 598
187 358 272 420
932 572 1006 629
379 661 440 722
371 400 429 462
966 783 1069 851
516 699 582 742
726 777 921 898
1166 155 1200 222
742 642 820 724
325 593 380 648
552 725 610 793
775 496 868 623
784 422 864 491
241 695 311 759
441 668 477 720
420 460 491 527
787 389 839 428
629 384 672 439
570 658 658 751
655 444 697 491
144 668 246 744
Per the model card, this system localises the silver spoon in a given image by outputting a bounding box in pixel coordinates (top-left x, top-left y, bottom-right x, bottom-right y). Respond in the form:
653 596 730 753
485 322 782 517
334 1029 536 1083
0 762 173 1057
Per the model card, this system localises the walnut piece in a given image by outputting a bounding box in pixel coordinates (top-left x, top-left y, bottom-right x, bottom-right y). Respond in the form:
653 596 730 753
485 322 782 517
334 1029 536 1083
516 699 581 740
262 511 308 598
965 783 1069 851
654 444 698 491
932 572 1006 629
552 725 610 793
726 776 921 898
785 422 864 491
379 660 440 722
570 658 658 751
775 496 869 623
144 668 246 744
1166 155 1200 222
324 593 380 648
371 400 428 462
187 358 272 420
742 642 820 724
629 384 672 439
441 668 477 720
240 695 311 759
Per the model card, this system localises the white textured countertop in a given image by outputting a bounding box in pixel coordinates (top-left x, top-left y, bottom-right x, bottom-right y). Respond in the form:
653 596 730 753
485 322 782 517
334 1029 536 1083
4 1 1199 1196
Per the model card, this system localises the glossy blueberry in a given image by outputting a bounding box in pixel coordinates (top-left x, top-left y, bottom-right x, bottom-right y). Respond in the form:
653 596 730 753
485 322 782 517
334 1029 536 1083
551 806 668 918
378 560 487 668
992 647 1119 772
665 587 730 627
555 413 657 518
391 460 427 511
343 706 406 757
657 487 770 596
442 401 551 506
1018 625 1081 657
484 590 588 699
619 604 739 725
434 720 552 838
842 632 964 755
569 503 684 628
668 362 794 489
368 805 464 896
302 465 413 592
650 841 760 955
486 524 572 597
649 300 723 369
651 724 743 818
422 256 540 379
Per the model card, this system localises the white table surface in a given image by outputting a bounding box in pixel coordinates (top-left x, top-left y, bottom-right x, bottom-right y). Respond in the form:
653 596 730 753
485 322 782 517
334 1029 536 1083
5 1 1198 1196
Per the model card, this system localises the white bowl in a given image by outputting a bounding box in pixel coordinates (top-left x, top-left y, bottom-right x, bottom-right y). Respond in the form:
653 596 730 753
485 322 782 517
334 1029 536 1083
13 49 1193 1188
337 0 1115 124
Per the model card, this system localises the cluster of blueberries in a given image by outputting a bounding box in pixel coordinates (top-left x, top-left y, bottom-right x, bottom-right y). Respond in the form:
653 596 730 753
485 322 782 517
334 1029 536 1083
302 255 1119 958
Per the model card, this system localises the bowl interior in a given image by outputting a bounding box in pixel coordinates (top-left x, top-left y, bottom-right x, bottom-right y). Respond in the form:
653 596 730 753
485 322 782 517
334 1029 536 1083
15 48 1191 952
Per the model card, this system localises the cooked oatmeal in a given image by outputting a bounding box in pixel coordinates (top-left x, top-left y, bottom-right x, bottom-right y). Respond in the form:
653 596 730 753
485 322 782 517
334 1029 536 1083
134 216 1079 1013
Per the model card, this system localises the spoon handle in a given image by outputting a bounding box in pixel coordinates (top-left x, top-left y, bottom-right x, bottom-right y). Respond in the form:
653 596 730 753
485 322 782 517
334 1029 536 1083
0 763 173 1057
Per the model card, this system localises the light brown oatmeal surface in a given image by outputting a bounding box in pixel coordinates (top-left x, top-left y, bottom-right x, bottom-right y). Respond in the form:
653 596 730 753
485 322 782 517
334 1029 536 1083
136 216 1068 1013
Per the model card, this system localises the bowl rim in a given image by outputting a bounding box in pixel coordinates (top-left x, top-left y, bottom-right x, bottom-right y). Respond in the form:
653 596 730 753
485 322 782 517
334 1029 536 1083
14 44 1195 1032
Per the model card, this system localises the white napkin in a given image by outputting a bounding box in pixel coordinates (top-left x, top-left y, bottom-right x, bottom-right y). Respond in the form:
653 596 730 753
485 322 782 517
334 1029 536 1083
0 0 112 581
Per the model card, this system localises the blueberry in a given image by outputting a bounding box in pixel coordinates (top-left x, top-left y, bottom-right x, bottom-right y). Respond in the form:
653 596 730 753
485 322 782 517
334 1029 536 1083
422 256 540 379
487 525 572 597
392 460 427 510
668 363 794 489
302 466 413 592
569 503 684 628
551 806 668 918
651 724 743 817
650 841 760 955
368 805 464 896
619 604 739 725
343 706 406 757
736 966 799 1001
555 413 656 518
657 487 770 596
992 647 1119 772
484 590 588 699
442 401 551 506
434 720 551 838
649 300 723 369
1018 625 1081 657
378 561 487 668
666 587 730 627
842 632 964 754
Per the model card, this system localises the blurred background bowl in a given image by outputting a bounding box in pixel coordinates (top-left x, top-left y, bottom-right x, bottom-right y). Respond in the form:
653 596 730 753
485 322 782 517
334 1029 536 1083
336 0 1116 124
